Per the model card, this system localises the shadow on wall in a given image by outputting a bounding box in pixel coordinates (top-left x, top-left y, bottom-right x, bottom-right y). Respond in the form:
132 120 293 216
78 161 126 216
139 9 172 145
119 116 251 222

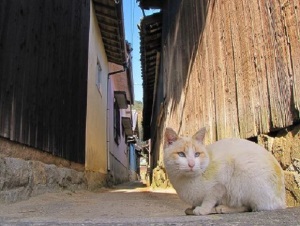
146 0 215 177
162 0 215 114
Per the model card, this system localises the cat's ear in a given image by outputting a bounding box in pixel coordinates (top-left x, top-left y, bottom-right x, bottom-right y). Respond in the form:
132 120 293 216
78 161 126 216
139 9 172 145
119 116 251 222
192 127 206 143
165 127 178 146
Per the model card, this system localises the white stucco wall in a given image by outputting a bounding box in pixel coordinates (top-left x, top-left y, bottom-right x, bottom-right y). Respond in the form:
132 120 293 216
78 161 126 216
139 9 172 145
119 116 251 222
85 2 109 173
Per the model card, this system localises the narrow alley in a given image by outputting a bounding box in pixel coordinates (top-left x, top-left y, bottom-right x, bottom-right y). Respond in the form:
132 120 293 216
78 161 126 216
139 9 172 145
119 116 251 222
0 181 299 225
1 1 300 225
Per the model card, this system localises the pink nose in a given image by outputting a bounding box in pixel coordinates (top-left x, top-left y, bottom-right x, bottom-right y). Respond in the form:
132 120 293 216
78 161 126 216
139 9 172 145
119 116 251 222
188 161 195 168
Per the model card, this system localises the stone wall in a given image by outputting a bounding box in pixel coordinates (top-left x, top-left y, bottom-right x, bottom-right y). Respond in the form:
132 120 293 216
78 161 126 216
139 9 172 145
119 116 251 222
0 137 121 203
258 125 300 207
0 157 87 203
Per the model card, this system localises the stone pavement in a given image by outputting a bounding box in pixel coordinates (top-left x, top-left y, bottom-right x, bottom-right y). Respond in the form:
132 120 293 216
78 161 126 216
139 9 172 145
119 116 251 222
0 181 299 226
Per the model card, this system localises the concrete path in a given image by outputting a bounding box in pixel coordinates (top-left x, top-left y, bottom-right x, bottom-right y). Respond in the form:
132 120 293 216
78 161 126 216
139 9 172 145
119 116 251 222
0 181 299 225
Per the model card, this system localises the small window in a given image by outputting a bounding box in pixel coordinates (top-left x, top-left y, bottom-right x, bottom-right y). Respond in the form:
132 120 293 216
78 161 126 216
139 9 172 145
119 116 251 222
96 58 102 94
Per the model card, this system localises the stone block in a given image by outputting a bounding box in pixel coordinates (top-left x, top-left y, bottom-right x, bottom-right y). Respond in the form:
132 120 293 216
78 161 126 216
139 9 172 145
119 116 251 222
284 171 300 206
2 157 30 189
0 186 32 203
29 160 47 185
44 164 60 187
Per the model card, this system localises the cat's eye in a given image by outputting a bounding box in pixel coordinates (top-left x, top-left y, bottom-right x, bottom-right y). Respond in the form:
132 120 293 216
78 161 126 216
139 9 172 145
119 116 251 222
177 152 186 157
195 152 201 157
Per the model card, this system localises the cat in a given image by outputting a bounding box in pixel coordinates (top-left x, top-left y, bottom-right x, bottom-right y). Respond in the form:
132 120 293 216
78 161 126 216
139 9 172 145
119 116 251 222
164 127 286 215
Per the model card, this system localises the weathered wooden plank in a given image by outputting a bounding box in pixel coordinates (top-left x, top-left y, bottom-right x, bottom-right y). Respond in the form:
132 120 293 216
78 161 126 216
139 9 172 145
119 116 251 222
220 0 240 139
283 0 300 115
212 1 229 139
227 0 256 138
263 0 294 129
160 0 300 146
186 1 213 141
209 0 239 139
245 0 271 134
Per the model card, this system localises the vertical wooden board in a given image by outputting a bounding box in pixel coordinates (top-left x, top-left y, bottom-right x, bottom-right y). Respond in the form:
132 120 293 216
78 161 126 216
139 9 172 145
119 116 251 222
189 47 207 138
184 52 205 137
166 0 200 133
212 0 240 140
273 0 294 126
207 65 218 143
186 1 207 135
245 0 271 134
260 0 281 128
228 0 257 138
202 3 217 143
283 0 300 114
263 0 293 129
184 24 213 141
209 2 223 139
220 0 240 138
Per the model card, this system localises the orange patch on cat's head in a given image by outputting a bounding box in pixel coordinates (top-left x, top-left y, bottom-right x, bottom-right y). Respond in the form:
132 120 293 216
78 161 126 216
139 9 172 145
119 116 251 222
164 127 206 148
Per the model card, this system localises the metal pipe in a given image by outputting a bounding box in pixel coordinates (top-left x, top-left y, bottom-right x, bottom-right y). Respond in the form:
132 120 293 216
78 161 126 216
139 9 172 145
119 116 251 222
108 69 125 76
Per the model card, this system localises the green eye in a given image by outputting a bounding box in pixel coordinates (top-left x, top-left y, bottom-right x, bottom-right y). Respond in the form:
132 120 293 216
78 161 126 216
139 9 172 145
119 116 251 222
178 152 186 157
195 152 201 157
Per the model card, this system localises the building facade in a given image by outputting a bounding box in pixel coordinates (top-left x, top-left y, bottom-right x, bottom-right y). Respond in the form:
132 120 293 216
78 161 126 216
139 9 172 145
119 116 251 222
0 0 138 201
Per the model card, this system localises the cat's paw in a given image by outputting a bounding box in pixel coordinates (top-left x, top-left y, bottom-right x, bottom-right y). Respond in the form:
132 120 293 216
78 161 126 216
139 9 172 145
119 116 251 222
215 205 249 214
185 207 195 215
193 206 211 215
215 205 228 214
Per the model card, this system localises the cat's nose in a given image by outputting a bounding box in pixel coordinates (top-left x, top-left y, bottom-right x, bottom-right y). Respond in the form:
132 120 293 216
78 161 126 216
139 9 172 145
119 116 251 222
188 161 195 168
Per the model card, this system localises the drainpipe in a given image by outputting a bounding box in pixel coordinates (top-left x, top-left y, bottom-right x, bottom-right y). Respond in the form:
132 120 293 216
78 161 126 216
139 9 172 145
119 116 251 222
106 83 111 172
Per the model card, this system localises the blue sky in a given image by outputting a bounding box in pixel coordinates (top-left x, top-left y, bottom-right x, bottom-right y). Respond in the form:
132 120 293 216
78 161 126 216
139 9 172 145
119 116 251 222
123 0 143 102
123 0 158 102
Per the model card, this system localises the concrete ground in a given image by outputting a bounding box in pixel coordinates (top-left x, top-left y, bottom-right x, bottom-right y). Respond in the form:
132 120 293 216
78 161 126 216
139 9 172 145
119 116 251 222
0 181 299 226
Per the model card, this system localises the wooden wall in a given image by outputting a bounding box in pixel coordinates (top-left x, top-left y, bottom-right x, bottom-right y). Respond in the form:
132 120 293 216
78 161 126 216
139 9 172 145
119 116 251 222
160 0 300 143
0 0 90 163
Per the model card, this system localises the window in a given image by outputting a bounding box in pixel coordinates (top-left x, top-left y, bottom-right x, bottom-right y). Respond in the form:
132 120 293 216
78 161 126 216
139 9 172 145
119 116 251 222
114 100 120 144
96 58 102 94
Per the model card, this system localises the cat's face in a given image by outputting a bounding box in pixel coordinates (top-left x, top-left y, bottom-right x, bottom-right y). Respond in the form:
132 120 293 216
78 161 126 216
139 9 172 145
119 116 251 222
164 128 209 177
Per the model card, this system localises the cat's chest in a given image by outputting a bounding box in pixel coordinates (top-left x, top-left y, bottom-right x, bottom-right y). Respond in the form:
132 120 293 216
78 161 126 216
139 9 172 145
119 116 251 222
173 177 208 206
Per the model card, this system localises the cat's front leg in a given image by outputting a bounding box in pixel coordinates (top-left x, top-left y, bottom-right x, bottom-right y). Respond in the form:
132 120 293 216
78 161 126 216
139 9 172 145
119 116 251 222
192 184 225 215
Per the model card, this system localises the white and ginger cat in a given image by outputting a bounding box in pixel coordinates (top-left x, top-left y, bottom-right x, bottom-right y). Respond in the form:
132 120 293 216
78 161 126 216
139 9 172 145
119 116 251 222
164 127 286 215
